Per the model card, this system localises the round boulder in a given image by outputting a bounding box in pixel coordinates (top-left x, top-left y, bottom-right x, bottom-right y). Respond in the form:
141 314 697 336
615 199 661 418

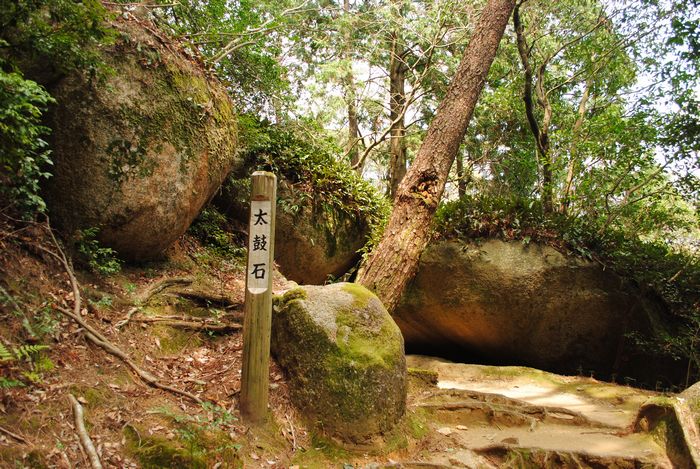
272 282 406 442
43 17 238 260
216 179 370 284
395 239 663 377
273 181 369 284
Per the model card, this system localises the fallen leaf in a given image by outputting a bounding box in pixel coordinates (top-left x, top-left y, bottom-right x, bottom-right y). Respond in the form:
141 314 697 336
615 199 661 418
436 427 453 435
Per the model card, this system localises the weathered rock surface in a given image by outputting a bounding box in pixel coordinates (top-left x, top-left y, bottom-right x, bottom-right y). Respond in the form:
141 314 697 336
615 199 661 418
271 282 406 442
395 239 669 379
403 355 675 468
43 17 238 260
217 179 370 284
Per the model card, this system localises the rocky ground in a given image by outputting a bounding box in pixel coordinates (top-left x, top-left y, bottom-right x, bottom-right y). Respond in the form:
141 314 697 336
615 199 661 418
0 221 694 468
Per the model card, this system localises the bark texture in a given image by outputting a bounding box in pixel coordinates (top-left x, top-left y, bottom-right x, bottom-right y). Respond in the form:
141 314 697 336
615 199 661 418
356 0 516 312
388 4 408 199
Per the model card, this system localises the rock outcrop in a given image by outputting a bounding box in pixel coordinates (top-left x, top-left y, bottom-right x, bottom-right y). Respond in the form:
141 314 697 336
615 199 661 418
43 17 238 260
395 239 669 379
271 283 406 442
217 178 370 284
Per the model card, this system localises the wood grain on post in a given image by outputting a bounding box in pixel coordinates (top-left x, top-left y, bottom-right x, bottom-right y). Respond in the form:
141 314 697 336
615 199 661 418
240 171 277 423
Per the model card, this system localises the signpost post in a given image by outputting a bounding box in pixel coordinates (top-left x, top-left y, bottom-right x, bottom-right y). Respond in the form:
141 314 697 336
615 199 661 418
240 171 276 423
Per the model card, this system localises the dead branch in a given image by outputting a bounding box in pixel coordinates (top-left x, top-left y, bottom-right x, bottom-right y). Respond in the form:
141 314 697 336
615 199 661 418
0 425 28 444
42 220 204 404
68 394 103 469
115 307 140 329
285 413 297 450
57 305 203 404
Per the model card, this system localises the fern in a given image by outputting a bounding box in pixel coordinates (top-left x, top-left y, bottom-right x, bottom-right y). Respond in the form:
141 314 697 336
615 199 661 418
21 371 42 383
0 343 13 361
14 344 49 361
0 377 25 389
33 355 54 373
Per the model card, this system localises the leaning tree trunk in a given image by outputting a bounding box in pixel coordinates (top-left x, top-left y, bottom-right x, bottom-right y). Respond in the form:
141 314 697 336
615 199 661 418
356 0 515 312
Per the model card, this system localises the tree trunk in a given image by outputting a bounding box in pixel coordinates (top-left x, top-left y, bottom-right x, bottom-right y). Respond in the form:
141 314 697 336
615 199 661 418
343 0 361 169
514 3 553 214
456 152 467 198
388 19 407 199
560 78 592 214
356 0 515 312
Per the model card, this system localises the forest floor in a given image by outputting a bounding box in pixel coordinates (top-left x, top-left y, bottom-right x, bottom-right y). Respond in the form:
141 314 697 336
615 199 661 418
0 221 678 468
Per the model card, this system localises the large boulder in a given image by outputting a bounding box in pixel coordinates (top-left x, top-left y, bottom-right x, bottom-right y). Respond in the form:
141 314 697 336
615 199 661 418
43 17 238 260
273 181 369 284
395 239 671 381
272 283 406 442
217 178 370 285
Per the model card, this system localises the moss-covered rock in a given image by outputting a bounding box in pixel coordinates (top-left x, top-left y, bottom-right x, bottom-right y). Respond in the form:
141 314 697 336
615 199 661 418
42 16 239 260
214 121 387 285
271 282 406 442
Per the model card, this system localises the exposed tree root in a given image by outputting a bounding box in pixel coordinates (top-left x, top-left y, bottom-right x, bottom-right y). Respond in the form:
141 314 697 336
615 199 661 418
139 276 241 309
68 393 103 469
138 277 194 304
382 463 454 468
419 398 612 429
114 307 139 329
41 220 204 404
116 310 242 332
0 425 28 444
130 316 241 332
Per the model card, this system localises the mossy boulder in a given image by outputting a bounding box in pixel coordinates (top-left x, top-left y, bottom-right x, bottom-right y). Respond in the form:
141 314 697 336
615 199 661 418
217 178 370 285
271 282 406 442
42 16 238 260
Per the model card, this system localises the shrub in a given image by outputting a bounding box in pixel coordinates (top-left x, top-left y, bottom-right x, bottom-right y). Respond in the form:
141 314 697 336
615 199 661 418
0 66 54 214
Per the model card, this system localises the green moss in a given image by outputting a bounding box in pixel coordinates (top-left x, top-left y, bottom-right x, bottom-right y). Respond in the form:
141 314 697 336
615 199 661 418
69 384 114 407
281 287 307 303
124 425 207 469
290 433 351 468
0 448 47 468
341 282 375 310
408 367 439 386
406 408 430 439
153 325 202 354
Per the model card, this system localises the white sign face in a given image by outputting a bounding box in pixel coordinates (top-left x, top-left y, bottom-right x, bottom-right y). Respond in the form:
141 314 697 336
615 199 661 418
247 200 272 293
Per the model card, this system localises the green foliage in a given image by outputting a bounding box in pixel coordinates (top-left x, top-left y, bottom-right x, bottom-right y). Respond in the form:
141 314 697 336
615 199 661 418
75 227 122 276
0 67 54 214
0 0 113 217
0 0 113 76
0 341 53 387
189 207 246 259
142 0 291 114
236 116 390 251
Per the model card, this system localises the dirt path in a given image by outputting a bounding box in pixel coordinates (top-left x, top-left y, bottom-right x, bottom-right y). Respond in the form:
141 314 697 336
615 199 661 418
398 355 673 468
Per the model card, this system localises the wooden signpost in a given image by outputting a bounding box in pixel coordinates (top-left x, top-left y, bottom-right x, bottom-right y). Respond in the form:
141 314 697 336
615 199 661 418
240 171 276 423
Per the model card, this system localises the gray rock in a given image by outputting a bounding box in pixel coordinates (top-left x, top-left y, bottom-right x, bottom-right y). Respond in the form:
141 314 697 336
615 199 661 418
43 17 238 260
272 282 406 442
